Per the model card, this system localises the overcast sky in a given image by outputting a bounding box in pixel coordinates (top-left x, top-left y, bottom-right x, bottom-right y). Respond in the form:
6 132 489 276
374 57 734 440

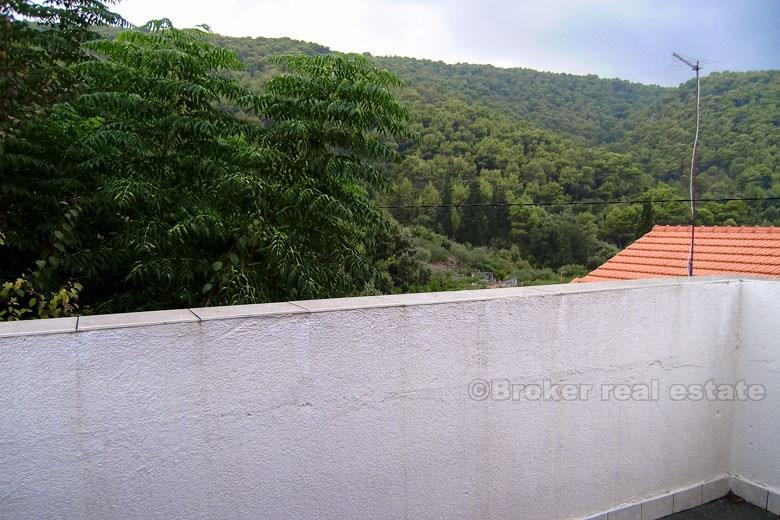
114 0 779 86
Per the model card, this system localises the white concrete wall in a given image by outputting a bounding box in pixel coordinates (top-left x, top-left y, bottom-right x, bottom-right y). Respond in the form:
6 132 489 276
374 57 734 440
0 278 774 520
732 280 780 491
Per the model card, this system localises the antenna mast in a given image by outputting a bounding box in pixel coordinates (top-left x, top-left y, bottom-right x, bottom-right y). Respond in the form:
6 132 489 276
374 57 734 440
672 52 701 277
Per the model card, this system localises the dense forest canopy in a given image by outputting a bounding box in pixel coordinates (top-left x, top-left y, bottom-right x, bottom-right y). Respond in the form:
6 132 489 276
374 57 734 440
209 33 780 260
1 6 778 318
212 33 778 192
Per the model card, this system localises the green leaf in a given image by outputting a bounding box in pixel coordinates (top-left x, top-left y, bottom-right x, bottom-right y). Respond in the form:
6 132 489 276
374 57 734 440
212 261 223 271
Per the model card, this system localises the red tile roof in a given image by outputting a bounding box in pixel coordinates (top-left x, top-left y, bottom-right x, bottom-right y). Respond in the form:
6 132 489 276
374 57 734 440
577 225 780 282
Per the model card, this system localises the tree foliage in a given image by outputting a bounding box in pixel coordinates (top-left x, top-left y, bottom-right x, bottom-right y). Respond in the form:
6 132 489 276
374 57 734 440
204 34 776 278
1 276 83 320
0 0 125 131
1 21 412 314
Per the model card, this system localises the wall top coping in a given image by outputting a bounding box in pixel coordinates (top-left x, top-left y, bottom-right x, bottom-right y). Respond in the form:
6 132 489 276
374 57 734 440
0 276 767 338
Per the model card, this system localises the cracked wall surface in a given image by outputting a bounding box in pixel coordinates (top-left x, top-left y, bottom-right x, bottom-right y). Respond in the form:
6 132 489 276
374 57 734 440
731 280 780 490
0 278 777 519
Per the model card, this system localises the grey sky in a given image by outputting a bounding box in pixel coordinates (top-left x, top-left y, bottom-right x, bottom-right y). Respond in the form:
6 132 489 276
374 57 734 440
115 0 779 86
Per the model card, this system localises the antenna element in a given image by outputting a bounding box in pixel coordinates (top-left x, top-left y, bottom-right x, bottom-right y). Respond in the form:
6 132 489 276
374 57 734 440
672 52 701 277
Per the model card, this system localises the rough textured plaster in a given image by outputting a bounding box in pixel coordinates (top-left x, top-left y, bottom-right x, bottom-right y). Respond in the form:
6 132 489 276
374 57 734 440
0 279 776 520
731 280 780 491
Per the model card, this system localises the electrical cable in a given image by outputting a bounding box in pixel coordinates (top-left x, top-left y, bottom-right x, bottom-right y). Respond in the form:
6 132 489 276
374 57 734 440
380 197 780 210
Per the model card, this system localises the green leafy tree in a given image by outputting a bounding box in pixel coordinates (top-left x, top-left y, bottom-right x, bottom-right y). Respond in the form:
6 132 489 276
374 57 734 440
601 205 642 248
2 21 411 314
1 276 83 320
0 0 125 130
526 210 611 269
366 224 430 294
457 178 490 246
637 201 655 236
1 0 124 319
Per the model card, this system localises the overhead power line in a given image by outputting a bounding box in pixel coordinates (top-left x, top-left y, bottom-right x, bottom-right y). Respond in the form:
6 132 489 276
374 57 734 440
380 197 780 210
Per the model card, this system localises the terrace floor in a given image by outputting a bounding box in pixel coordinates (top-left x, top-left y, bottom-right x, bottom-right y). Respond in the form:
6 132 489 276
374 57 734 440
663 497 778 519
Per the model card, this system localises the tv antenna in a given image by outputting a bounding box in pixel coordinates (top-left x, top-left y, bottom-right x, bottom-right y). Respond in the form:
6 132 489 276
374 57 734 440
672 52 701 277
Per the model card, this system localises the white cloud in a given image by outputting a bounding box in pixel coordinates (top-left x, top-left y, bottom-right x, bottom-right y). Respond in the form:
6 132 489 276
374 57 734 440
113 0 779 85
117 0 454 58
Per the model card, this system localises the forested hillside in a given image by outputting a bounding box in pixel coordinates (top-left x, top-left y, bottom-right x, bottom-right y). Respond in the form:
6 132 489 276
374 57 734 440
210 33 780 272
213 35 665 146
620 71 780 200
371 56 666 147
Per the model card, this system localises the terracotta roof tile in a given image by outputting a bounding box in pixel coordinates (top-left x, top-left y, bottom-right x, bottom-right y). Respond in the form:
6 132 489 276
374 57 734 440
577 225 780 282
